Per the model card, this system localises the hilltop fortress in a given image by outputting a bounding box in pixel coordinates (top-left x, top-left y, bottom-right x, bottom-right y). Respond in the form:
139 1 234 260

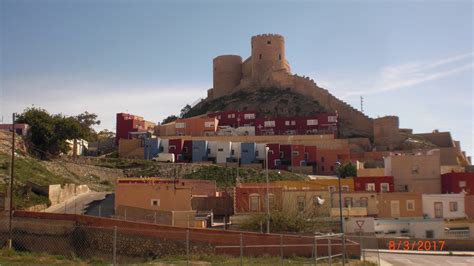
206 34 374 137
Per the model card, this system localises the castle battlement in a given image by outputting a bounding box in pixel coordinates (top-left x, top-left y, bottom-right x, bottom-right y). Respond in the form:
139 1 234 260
207 33 375 137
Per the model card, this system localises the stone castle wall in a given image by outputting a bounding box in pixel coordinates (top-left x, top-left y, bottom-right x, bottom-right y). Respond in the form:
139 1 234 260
208 33 374 137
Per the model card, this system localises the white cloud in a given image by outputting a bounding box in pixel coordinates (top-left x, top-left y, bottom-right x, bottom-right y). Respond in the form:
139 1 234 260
315 52 473 99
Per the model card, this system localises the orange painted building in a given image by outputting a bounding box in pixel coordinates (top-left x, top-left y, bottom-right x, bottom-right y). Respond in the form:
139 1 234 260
175 117 219 136
317 148 350 175
376 192 423 218
115 178 192 212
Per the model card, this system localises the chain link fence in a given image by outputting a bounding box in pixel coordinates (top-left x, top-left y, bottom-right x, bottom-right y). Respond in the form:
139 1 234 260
0 215 370 265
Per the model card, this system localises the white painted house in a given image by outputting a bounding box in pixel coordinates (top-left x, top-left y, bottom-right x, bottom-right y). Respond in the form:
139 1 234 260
422 193 466 219
216 141 232 164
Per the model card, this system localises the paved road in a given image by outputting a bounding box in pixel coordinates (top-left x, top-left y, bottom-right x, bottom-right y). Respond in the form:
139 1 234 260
365 251 474 266
45 192 108 214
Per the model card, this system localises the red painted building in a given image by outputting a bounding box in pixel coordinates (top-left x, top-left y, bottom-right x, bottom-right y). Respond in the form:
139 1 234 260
441 172 474 195
0 123 29 136
207 110 257 128
234 184 283 213
182 140 193 162
116 113 146 144
168 139 183 161
279 144 292 170
354 176 394 193
291 145 305 167
254 114 338 136
304 146 318 163
266 144 280 169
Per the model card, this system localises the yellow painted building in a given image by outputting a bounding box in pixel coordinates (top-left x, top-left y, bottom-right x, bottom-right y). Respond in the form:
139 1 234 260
274 178 354 192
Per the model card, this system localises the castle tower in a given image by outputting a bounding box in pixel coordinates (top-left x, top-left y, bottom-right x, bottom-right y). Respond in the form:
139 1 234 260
251 34 291 84
212 55 242 99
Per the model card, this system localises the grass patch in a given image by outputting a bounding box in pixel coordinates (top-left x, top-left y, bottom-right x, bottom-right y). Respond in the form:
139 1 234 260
0 248 106 265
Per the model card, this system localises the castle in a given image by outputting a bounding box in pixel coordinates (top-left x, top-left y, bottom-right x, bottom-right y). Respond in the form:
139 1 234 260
206 34 374 138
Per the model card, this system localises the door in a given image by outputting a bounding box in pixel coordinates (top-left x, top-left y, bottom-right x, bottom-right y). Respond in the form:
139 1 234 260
434 202 443 218
390 200 400 218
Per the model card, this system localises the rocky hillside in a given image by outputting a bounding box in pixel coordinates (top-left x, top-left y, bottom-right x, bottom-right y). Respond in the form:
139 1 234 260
186 88 329 119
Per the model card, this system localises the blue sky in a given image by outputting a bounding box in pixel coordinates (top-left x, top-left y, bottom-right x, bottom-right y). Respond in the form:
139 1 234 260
1 0 473 157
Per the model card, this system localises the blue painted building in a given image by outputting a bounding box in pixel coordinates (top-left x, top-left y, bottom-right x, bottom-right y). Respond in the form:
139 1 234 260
144 137 161 160
192 140 208 162
241 142 256 164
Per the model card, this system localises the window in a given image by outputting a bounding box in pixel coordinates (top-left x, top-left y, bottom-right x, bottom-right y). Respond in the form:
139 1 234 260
344 197 353 208
285 121 290 126
244 113 255 120
459 181 466 188
360 197 368 207
217 148 224 152
227 113 235 119
328 186 336 192
366 183 376 192
151 199 160 207
449 202 458 212
264 120 275 127
292 151 299 157
183 147 189 153
255 150 259 157
304 152 309 160
279 151 284 158
426 230 434 239
411 165 419 174
321 166 325 172
321 156 325 163
406 200 415 211
342 185 349 192
328 116 337 123
291 121 296 126
307 119 318 126
204 122 215 128
380 183 390 192
231 149 235 155
249 194 260 212
267 40 271 44
175 122 185 128
297 196 305 212
259 54 262 60
207 148 211 154
330 166 334 172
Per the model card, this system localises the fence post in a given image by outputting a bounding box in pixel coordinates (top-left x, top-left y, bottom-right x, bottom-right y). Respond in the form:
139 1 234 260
280 234 283 266
113 226 117 266
376 236 381 266
240 233 243 266
359 232 364 263
186 229 190 266
328 238 332 266
124 208 127 220
313 235 317 266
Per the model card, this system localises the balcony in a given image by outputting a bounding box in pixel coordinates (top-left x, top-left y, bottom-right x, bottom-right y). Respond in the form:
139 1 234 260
330 207 368 217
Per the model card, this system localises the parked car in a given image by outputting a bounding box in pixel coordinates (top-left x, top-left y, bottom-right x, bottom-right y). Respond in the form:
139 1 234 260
152 153 175 163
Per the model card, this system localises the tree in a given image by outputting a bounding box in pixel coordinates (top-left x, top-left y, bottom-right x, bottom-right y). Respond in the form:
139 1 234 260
179 104 191 118
162 115 178 124
75 111 101 140
15 107 99 158
336 162 357 178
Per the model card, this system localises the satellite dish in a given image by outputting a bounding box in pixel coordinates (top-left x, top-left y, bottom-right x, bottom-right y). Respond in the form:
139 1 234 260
317 196 325 205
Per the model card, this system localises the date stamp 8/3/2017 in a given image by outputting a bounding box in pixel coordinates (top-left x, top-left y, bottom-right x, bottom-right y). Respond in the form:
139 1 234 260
388 240 445 251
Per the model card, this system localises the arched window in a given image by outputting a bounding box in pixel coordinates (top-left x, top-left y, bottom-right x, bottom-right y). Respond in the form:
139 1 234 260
249 194 260 212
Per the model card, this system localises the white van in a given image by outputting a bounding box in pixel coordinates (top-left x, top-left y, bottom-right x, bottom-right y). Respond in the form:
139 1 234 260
152 153 175 163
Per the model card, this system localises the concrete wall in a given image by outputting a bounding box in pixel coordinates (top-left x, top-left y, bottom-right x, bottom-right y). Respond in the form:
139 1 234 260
49 184 90 206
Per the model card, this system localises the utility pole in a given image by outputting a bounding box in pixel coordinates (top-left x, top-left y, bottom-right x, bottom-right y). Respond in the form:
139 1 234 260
8 113 16 249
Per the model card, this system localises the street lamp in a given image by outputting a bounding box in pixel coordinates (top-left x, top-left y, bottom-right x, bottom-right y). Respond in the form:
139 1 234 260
335 161 346 265
265 146 270 234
